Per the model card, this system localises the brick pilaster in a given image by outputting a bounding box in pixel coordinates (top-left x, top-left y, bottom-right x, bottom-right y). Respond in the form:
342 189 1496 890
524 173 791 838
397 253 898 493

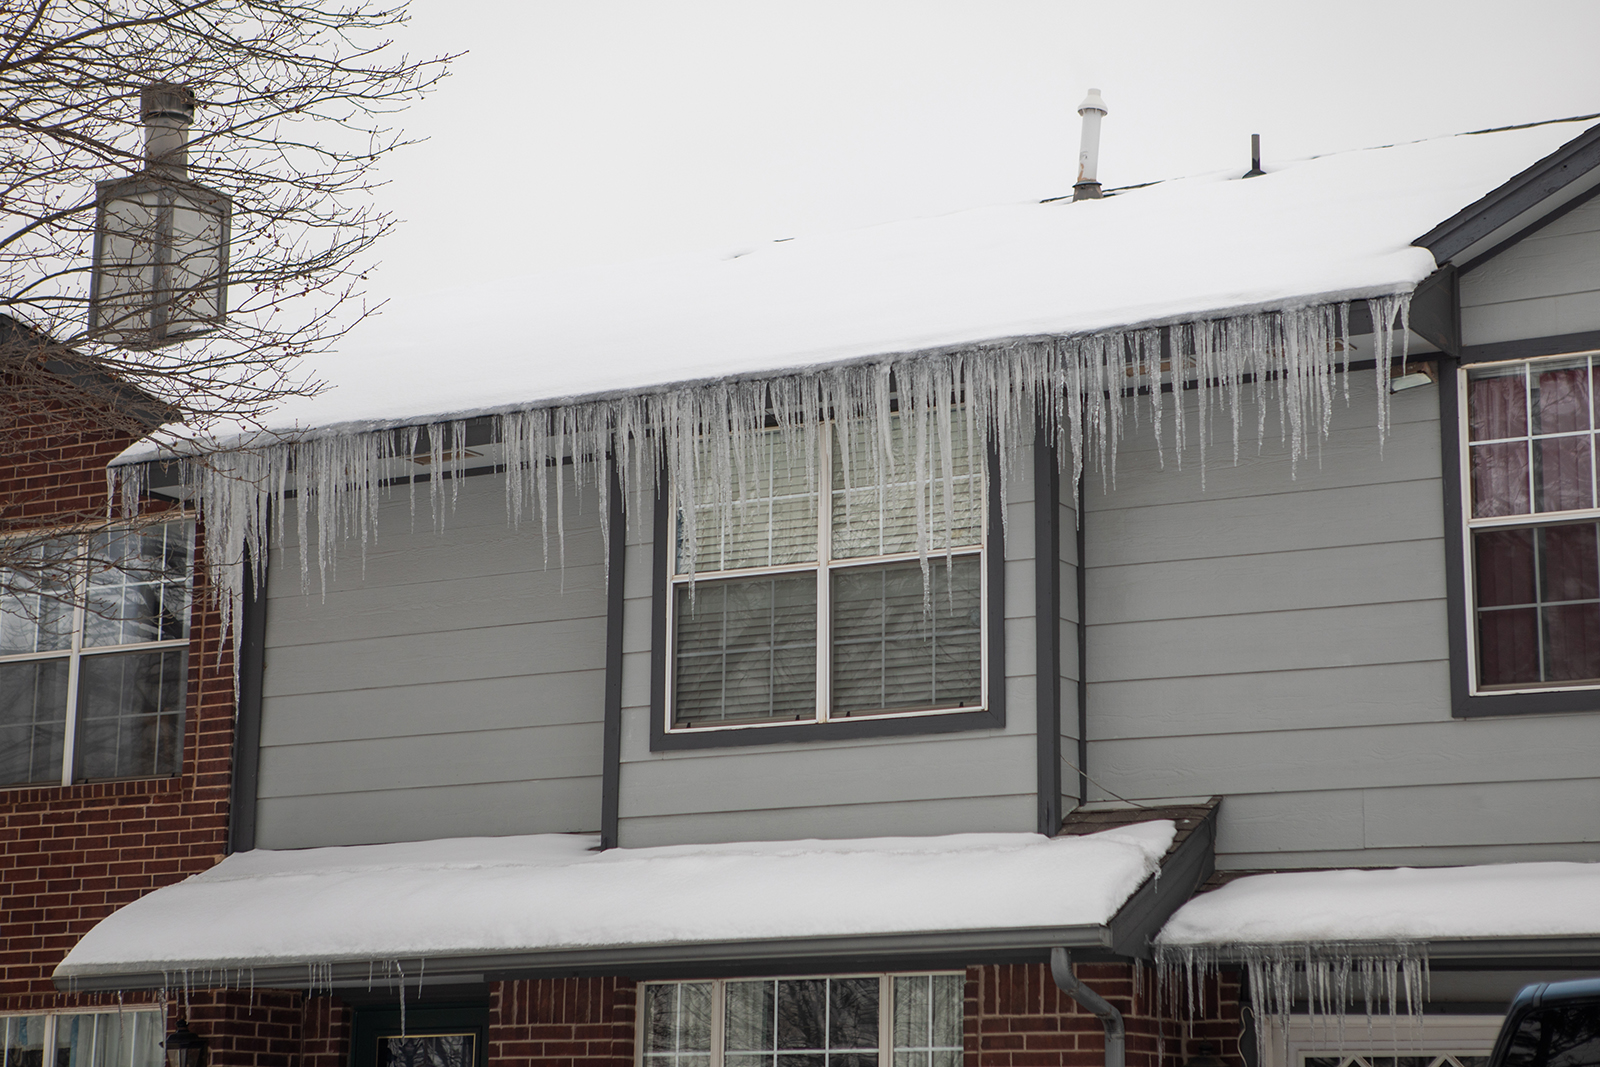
489 978 637 1067
302 996 353 1067
965 963 1245 1067
177 990 305 1067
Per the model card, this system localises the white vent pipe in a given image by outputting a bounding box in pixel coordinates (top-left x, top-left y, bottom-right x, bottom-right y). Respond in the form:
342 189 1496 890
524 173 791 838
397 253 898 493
1074 88 1108 201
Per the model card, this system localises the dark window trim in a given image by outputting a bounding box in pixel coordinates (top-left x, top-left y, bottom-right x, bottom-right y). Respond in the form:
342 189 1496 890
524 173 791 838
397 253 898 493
1440 348 1600 718
1033 427 1062 836
649 441 1006 751
1461 329 1600 365
350 1004 490 1067
599 457 626 850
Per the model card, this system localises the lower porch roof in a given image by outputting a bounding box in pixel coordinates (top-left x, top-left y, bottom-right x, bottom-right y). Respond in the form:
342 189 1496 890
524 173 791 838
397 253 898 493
1155 859 1600 964
55 821 1205 992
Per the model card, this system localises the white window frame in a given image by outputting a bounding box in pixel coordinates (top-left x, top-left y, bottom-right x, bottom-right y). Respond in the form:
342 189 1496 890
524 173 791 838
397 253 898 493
636 972 966 1067
663 425 989 735
1458 352 1600 697
0 520 194 787
0 1007 167 1067
1262 1014 1504 1067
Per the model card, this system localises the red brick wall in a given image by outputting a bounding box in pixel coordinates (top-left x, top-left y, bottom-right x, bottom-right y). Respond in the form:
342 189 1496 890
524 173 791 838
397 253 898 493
966 963 1245 1067
489 979 637 1067
0 404 235 1007
177 990 305 1067
302 996 354 1067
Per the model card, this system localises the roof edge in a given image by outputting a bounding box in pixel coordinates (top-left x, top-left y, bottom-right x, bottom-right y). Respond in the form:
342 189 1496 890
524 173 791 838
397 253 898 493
54 924 1118 992
1154 934 1600 963
1106 801 1220 959
110 285 1418 468
1415 118 1600 263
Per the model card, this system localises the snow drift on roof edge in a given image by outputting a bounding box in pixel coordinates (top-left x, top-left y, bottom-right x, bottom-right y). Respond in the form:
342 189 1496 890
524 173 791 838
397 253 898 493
56 824 1175 977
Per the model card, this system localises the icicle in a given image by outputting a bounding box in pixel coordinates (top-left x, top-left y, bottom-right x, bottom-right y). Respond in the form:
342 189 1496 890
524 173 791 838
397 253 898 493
1155 941 1429 1064
107 294 1410 680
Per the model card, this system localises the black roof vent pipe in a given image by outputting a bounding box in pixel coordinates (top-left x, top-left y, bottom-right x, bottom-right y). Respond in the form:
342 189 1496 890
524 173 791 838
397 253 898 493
1244 133 1265 178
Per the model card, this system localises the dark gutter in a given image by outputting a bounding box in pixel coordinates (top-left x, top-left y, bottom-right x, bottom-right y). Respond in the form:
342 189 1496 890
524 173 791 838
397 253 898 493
1415 119 1600 264
55 924 1122 992
1160 936 1600 969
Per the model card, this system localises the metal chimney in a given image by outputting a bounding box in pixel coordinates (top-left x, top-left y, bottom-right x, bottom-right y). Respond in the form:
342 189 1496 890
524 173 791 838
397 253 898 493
1073 88 1108 201
141 83 195 178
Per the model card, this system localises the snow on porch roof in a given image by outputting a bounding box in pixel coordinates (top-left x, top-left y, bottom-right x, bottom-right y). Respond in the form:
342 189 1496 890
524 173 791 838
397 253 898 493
193 117 1593 442
55 823 1177 991
1154 859 1600 957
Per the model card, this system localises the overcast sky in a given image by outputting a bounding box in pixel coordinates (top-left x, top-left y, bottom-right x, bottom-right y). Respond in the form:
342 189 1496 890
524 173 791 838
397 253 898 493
363 0 1599 302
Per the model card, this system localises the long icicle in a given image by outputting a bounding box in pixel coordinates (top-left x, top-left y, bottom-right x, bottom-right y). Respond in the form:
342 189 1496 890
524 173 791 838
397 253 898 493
111 296 1410 676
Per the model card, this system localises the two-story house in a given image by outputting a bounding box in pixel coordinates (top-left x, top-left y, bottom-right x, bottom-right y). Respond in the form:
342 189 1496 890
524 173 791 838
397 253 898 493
6 113 1600 1067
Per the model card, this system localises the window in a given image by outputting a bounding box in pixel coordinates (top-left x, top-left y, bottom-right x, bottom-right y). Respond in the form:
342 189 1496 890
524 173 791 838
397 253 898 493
1462 355 1600 694
641 974 964 1067
666 412 987 733
1261 1015 1503 1067
1 1009 165 1067
0 521 193 787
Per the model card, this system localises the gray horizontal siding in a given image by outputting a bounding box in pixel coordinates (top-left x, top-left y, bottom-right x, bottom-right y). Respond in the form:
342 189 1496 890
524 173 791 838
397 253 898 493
1078 368 1600 868
1460 193 1600 346
254 777 603 850
615 448 1040 847
1215 779 1600 869
621 794 1033 848
256 471 608 849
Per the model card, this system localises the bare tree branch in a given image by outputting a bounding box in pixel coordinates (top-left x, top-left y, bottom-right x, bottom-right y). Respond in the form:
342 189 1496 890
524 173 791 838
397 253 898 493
1 0 454 589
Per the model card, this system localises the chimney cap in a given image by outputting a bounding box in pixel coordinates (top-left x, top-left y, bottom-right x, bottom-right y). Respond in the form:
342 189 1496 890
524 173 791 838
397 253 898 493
141 83 196 125
1077 88 1108 116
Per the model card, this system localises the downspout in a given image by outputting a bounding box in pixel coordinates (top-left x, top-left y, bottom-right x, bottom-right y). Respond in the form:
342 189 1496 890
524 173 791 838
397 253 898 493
1050 947 1124 1067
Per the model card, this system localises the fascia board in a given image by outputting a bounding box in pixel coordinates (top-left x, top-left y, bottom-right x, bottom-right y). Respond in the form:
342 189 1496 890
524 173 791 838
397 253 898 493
1416 121 1600 265
1107 805 1219 960
54 924 1117 993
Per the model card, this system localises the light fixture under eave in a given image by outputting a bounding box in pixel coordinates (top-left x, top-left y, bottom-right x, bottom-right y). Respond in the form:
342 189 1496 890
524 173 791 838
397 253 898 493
1390 360 1438 393
164 1018 206 1067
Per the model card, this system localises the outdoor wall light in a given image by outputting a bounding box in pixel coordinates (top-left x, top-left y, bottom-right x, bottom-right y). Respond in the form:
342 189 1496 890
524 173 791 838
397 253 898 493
1184 1041 1225 1067
88 82 232 348
164 1018 206 1067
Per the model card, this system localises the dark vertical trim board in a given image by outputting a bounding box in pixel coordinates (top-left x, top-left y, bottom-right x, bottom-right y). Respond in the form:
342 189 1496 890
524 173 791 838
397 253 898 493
985 442 1008 726
228 538 268 854
1075 477 1088 805
648 471 671 753
1033 429 1062 836
599 457 627 850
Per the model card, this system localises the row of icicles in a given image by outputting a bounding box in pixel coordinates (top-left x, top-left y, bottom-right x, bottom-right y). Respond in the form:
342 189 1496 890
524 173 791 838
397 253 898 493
109 295 1411 661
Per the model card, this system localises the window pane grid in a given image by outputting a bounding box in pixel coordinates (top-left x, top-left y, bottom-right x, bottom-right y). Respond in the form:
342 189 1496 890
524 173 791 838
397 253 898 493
1302 1055 1489 1067
1464 357 1600 694
3 1011 164 1067
0 522 192 786
669 410 985 731
643 975 959 1067
1468 357 1600 519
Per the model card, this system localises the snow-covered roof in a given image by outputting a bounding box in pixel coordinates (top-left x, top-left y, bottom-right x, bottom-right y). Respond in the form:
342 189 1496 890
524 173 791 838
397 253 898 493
56 824 1174 989
1156 860 1600 950
227 117 1590 439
